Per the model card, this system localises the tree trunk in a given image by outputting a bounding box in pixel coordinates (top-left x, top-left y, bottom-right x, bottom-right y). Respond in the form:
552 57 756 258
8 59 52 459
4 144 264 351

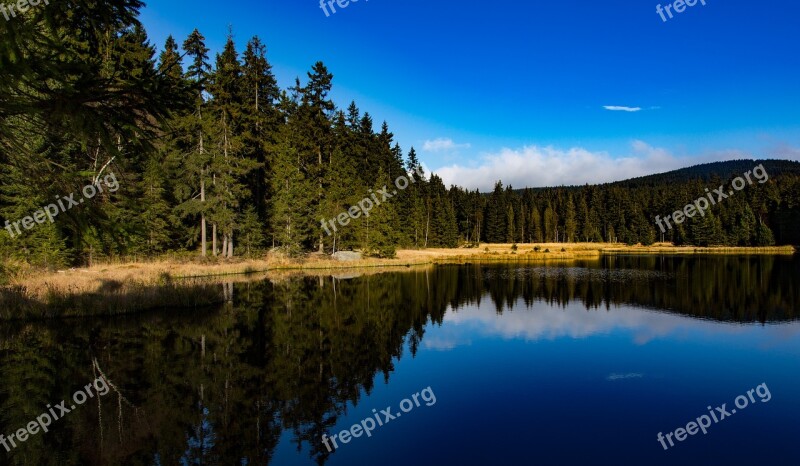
425 211 430 248
200 123 207 256
201 175 207 257
318 146 324 254
213 223 218 256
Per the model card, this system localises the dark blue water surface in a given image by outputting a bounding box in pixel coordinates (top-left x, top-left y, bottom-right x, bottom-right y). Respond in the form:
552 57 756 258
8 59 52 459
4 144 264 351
299 299 800 466
1 255 799 465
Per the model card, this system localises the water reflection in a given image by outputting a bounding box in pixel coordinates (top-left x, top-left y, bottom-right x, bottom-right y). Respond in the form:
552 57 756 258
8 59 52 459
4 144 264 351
0 256 797 465
425 299 800 350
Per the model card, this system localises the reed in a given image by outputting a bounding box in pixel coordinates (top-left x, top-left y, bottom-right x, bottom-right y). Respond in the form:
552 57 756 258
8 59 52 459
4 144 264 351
0 279 224 320
0 243 794 320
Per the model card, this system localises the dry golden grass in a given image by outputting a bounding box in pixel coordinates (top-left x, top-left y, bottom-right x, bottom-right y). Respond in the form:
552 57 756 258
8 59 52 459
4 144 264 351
401 243 604 264
0 253 434 319
601 244 796 255
7 242 796 296
0 242 794 320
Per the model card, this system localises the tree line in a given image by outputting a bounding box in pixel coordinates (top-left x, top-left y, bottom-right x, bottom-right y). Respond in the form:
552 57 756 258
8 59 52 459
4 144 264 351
1 1 799 270
462 159 800 248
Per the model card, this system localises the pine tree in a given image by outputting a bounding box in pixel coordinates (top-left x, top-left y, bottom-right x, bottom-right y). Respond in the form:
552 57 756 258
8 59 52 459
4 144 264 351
427 175 459 248
0 0 180 159
735 205 757 245
484 182 506 243
564 195 577 243
157 36 192 250
529 206 543 243
207 32 261 258
577 195 589 242
179 29 213 256
238 206 265 257
321 148 363 253
630 207 655 245
514 204 525 245
139 154 173 254
269 125 311 254
471 190 485 244
241 36 280 222
587 189 604 242
691 211 723 246
362 169 400 258
158 35 184 81
293 62 335 252
404 148 428 248
544 203 557 243
506 204 516 243
755 220 776 246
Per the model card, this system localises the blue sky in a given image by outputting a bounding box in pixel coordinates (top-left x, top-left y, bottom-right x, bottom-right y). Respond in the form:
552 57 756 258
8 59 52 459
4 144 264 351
140 0 800 190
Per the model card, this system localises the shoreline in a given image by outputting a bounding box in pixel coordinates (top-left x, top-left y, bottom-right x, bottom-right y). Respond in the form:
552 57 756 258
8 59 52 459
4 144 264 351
0 243 794 320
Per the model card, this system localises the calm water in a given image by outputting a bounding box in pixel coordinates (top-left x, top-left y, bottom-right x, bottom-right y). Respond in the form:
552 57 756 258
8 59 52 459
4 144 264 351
1 255 799 465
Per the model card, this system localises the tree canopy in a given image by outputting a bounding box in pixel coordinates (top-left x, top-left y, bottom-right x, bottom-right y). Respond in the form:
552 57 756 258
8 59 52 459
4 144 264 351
2 3 799 269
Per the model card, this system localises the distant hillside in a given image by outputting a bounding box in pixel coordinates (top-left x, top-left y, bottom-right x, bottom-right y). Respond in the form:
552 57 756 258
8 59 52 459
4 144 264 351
470 158 800 247
611 159 800 188
506 160 800 194
506 159 800 196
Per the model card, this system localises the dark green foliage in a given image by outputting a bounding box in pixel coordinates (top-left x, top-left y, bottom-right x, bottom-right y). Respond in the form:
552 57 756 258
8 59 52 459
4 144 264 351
361 168 400 258
481 160 800 247
0 1 186 158
1 3 798 268
483 182 506 243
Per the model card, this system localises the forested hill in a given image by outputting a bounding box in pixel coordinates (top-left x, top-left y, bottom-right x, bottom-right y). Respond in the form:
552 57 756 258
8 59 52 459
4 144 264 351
510 160 800 192
610 159 800 188
1 2 799 270
464 157 800 249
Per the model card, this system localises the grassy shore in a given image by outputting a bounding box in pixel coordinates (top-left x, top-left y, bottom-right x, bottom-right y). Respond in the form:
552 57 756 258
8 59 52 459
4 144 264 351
0 243 794 320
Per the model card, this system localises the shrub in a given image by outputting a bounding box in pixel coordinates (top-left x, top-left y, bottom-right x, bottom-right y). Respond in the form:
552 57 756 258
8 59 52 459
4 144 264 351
364 246 397 259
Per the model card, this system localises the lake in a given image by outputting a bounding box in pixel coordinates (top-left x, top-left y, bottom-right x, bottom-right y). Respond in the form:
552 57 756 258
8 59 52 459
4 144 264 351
1 255 799 465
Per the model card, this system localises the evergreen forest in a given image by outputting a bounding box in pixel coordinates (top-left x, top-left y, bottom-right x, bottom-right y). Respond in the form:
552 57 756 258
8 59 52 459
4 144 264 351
2 1 799 269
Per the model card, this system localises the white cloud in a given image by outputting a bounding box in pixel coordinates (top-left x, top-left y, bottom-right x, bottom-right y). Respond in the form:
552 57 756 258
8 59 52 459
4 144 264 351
603 105 642 112
767 143 800 159
422 137 471 152
435 141 696 190
424 299 800 349
431 138 800 191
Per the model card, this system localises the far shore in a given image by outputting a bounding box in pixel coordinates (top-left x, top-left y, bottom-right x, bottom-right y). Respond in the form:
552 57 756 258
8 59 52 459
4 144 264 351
0 243 794 320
